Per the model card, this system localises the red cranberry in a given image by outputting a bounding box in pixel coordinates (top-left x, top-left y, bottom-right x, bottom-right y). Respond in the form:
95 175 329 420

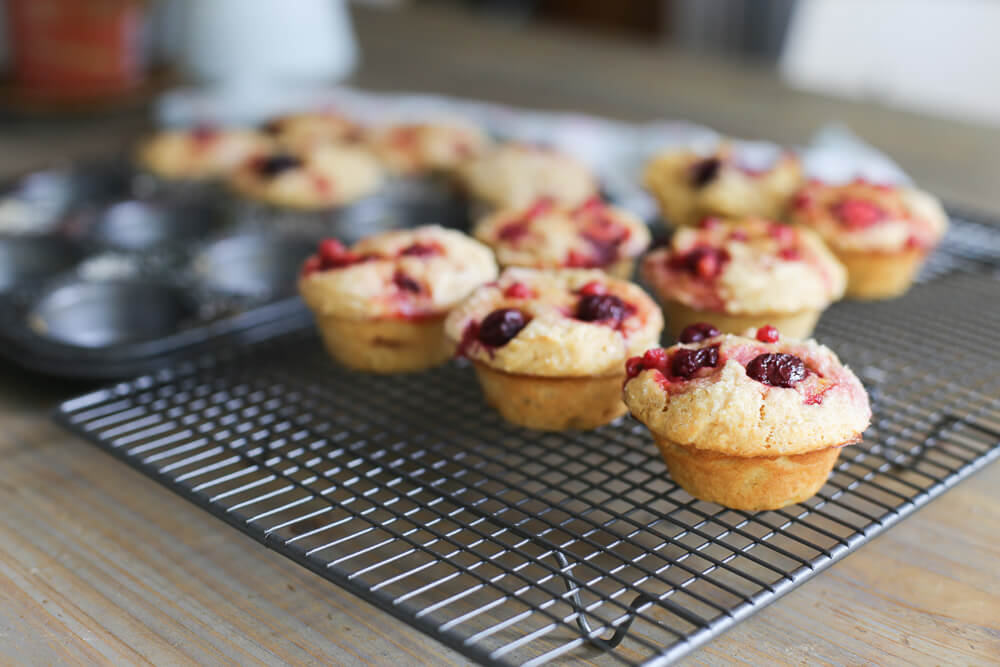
497 221 531 243
576 294 633 324
755 325 780 343
477 309 527 347
689 157 722 188
670 344 720 379
832 198 886 229
301 255 322 276
315 238 369 270
393 271 422 293
699 216 723 230
669 246 729 279
625 356 644 379
400 242 442 257
503 282 534 299
625 348 669 380
729 229 749 242
778 247 802 261
746 353 806 388
522 197 554 220
768 224 795 243
679 322 720 343
256 154 302 177
578 281 606 296
573 196 604 217
791 191 813 210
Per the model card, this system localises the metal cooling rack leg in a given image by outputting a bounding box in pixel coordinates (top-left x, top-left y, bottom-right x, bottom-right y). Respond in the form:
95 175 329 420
552 550 654 651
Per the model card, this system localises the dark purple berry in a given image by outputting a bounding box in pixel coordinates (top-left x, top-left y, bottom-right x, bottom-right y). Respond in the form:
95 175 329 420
256 154 302 177
670 344 720 379
689 157 722 188
392 271 422 293
746 353 807 388
477 308 527 347
576 294 634 324
679 322 720 344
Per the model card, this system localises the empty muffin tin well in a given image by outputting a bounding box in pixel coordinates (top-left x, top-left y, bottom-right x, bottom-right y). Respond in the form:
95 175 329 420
0 237 84 290
28 281 195 348
195 234 316 298
88 199 218 250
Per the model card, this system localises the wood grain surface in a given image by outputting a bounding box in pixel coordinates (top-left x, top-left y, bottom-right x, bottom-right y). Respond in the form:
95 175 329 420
1 5 999 665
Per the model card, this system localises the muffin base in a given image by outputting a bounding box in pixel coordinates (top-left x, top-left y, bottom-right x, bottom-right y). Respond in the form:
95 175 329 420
662 300 821 341
471 362 627 431
315 314 452 373
836 247 927 300
655 437 842 511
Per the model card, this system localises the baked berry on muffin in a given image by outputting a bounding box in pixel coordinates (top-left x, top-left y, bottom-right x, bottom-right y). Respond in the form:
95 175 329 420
367 120 491 175
444 268 663 430
137 126 273 180
642 217 846 340
262 111 362 152
643 147 802 227
472 196 651 279
457 143 599 211
228 143 382 210
786 179 948 299
299 225 498 373
624 326 870 510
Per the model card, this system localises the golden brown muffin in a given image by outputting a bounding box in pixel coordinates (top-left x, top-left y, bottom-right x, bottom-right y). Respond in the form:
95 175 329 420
786 179 948 299
472 197 651 279
137 126 273 181
444 268 663 430
299 226 498 373
366 120 492 175
623 326 871 510
642 217 846 340
643 146 802 227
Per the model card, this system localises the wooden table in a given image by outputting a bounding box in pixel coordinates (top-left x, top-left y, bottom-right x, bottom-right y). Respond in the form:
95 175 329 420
2 5 998 665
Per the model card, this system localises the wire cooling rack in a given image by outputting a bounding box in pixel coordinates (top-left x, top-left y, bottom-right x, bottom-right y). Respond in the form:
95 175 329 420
55 215 1000 665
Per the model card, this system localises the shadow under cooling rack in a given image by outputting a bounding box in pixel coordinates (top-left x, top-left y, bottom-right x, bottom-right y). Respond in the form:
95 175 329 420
55 216 1000 665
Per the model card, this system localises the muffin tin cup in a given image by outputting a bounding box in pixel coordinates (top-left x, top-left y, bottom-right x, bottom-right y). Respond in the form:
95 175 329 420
314 313 453 374
27 280 197 349
193 233 317 299
661 300 822 341
83 198 223 252
654 436 843 512
471 362 628 431
0 237 86 291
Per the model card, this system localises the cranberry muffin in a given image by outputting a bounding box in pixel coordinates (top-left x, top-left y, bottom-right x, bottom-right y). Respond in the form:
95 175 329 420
643 147 802 227
299 226 498 373
137 126 273 181
367 120 491 175
457 143 599 211
228 143 382 210
624 325 870 510
787 179 948 299
642 217 846 340
262 111 362 152
445 268 663 430
473 197 651 279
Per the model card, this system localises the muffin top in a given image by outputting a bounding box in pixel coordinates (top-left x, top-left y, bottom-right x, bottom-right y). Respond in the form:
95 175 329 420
298 225 498 319
444 268 663 378
137 126 273 180
641 217 846 315
457 143 598 209
643 147 802 225
787 179 948 253
623 325 870 456
228 144 382 209
473 197 651 270
367 120 491 175
262 111 361 151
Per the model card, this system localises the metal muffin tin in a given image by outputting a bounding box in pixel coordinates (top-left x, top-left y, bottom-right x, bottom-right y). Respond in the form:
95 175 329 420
0 158 468 379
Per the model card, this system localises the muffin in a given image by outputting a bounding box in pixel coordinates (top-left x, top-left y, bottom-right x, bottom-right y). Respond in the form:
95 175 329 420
643 147 802 227
786 179 949 299
367 120 491 175
137 126 273 181
444 268 663 430
457 143 598 211
299 225 498 373
623 326 871 511
472 197 651 279
262 111 362 152
228 143 382 210
641 217 846 340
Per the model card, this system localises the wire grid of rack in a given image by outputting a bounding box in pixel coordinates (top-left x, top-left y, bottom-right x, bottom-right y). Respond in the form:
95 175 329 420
55 215 1000 665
